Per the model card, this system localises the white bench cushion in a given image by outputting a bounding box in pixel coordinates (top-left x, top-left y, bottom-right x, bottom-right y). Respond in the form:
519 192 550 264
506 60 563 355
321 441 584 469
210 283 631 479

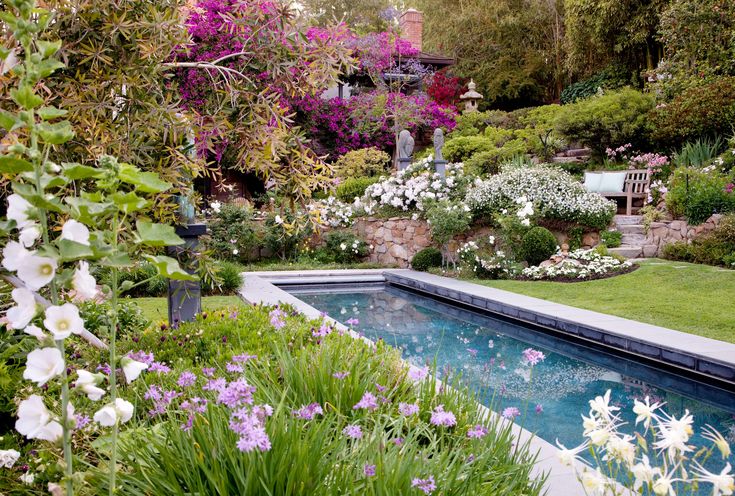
583 172 602 192
598 171 627 193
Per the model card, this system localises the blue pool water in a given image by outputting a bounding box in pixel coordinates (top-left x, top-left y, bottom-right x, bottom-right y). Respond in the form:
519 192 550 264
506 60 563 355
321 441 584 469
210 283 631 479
292 285 735 468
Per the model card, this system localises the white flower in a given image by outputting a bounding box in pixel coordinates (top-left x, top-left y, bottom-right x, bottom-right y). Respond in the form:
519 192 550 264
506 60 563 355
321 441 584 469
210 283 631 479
633 396 662 430
23 347 64 386
6 287 37 329
693 461 734 496
521 218 530 226
74 370 106 401
15 395 62 442
210 200 222 213
2 241 32 272
43 303 85 340
18 224 41 248
555 439 587 467
605 434 635 466
72 261 97 301
652 469 680 496
19 472 35 484
121 356 148 384
703 426 732 460
654 410 694 462
580 467 608 495
60 219 90 245
588 389 619 421
631 455 660 491
232 249 239 255
274 215 283 225
23 325 46 341
17 255 57 291
0 449 20 468
93 405 117 427
7 194 33 229
115 398 134 423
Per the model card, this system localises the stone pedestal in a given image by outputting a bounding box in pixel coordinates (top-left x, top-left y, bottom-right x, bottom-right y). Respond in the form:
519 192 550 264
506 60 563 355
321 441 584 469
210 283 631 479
434 159 447 178
167 223 206 327
398 158 411 171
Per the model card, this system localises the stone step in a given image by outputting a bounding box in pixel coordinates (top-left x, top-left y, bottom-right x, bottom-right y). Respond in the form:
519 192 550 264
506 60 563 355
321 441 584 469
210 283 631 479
621 233 647 245
551 156 584 164
608 246 643 259
565 148 592 158
613 215 643 226
616 224 645 235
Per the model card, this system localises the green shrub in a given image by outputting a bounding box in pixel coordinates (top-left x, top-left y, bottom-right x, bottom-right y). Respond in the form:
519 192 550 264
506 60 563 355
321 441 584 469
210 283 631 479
333 147 390 178
98 263 167 297
323 231 368 263
600 230 622 248
662 215 735 266
672 137 725 168
665 167 735 224
649 77 735 148
451 110 511 136
411 247 443 271
335 176 379 202
442 136 496 162
204 260 244 294
205 203 259 263
79 299 150 338
518 226 558 266
264 211 310 260
425 200 472 249
560 67 631 104
555 88 655 156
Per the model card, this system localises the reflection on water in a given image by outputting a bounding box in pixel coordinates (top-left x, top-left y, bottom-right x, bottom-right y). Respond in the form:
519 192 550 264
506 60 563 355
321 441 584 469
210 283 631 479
292 285 735 465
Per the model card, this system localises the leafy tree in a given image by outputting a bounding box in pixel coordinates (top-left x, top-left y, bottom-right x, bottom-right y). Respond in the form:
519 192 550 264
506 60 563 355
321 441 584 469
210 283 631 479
297 0 398 34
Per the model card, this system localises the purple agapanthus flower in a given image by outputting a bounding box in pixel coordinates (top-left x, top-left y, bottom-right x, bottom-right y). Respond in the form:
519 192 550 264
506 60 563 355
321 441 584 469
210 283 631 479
342 424 363 439
522 348 546 366
430 405 456 427
149 362 171 374
74 414 91 430
293 403 324 420
202 367 216 377
411 476 436 495
177 371 197 387
312 322 332 338
203 377 227 392
333 371 349 380
226 362 244 373
364 464 376 477
398 402 419 416
467 425 488 439
353 392 379 411
217 379 256 408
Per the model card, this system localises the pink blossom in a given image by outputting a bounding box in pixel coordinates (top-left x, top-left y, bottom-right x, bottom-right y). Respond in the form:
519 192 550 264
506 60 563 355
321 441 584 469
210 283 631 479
398 402 420 416
430 405 456 427
342 424 363 439
522 348 545 366
364 464 376 477
177 371 197 387
467 425 488 439
502 407 521 419
408 366 429 381
293 403 323 420
333 371 349 380
353 392 379 411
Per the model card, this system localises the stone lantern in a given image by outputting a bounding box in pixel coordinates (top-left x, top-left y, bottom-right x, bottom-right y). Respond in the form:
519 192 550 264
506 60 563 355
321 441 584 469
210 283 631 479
459 80 483 113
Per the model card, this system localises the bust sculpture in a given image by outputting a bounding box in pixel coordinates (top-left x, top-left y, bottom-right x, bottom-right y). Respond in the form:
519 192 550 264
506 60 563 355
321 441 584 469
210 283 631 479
433 128 444 161
397 129 414 160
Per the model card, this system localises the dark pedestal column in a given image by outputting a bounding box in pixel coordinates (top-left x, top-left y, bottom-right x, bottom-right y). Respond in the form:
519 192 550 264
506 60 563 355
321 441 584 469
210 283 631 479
167 223 206 327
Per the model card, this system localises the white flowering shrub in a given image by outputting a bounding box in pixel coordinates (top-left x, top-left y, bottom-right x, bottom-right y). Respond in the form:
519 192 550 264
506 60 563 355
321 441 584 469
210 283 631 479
360 156 474 215
457 237 518 279
559 389 734 496
466 165 617 229
521 249 632 280
308 196 355 228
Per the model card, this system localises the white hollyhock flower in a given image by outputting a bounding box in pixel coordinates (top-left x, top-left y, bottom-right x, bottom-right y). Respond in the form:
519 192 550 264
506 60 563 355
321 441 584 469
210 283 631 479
2 241 32 272
121 357 148 384
15 395 62 442
6 287 37 329
43 303 85 340
115 398 134 423
18 224 41 248
74 370 106 401
93 405 117 427
72 261 97 301
60 219 90 246
23 347 65 386
7 194 33 229
23 325 46 341
17 255 57 291
0 449 20 468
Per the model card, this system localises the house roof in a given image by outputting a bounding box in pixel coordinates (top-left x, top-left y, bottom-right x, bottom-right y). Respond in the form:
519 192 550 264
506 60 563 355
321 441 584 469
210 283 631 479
416 51 454 67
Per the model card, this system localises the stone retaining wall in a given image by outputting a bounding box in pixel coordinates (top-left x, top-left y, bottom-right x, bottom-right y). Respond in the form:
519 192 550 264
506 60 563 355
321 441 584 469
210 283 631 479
645 214 723 255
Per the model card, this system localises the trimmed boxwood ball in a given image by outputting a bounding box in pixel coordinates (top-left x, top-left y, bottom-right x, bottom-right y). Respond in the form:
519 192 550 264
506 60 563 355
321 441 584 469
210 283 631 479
411 247 443 271
519 226 558 266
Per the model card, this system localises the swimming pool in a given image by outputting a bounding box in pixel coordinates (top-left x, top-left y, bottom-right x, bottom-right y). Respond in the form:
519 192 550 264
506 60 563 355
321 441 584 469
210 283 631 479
290 284 735 467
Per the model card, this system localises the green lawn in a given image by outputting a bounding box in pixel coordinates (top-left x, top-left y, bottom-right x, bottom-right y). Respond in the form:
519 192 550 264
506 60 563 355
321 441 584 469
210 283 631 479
469 259 735 343
131 296 247 322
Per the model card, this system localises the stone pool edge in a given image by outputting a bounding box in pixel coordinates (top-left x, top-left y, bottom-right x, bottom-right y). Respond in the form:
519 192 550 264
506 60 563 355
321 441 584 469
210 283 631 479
239 272 588 496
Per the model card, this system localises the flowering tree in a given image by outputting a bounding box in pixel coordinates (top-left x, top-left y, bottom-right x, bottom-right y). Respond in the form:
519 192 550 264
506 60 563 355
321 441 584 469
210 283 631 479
0 3 193 494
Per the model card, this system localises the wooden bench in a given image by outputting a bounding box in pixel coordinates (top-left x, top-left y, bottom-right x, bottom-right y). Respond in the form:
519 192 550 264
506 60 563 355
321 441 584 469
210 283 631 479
585 169 651 215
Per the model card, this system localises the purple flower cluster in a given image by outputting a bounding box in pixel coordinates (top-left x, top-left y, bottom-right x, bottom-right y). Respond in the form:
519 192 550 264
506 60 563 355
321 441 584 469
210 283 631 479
398 402 419 416
353 392 379 411
230 406 273 453
312 321 332 338
408 366 429 381
269 308 286 329
333 371 349 380
145 385 181 416
501 407 521 420
292 403 324 420
467 425 488 439
430 405 456 427
522 348 546 366
411 476 437 495
177 371 197 387
217 378 256 409
149 362 171 374
364 464 376 477
342 424 363 440
128 350 154 365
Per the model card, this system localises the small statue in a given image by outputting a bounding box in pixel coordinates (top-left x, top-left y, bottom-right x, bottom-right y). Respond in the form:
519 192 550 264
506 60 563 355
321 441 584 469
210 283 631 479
397 129 414 160
433 128 444 161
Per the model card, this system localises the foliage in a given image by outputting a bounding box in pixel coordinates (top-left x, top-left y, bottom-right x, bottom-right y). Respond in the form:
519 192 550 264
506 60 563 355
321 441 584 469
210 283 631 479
457 237 517 279
425 201 472 265
450 110 512 137
554 88 655 156
334 148 391 178
559 66 631 104
464 151 504 176
466 166 617 230
648 77 735 149
425 69 465 107
335 177 381 203
410 247 443 272
79 301 150 340
665 167 735 224
442 136 495 163
600 230 623 248
263 210 312 261
521 249 632 280
518 227 558 266
211 261 244 294
672 137 725 168
323 231 369 264
664 214 735 267
204 203 259 263
298 0 394 34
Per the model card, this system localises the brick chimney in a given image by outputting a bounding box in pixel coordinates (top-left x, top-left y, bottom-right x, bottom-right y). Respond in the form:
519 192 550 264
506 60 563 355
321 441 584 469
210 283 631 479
399 9 423 53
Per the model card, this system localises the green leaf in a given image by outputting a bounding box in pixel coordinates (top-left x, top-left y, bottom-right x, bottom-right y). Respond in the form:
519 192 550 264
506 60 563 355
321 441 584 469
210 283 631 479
118 163 171 193
40 172 69 190
36 40 62 58
11 85 44 110
66 197 115 224
98 252 132 268
13 183 63 212
110 192 149 214
36 59 65 79
58 239 94 261
37 121 74 145
37 106 67 121
144 255 197 281
0 156 33 174
135 221 184 247
0 110 17 131
62 163 104 180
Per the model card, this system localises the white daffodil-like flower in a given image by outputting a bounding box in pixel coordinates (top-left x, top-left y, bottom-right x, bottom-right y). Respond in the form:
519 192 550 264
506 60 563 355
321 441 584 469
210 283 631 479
633 396 662 430
0 449 20 468
121 357 148 384
72 261 97 301
2 240 32 272
703 425 732 460
6 287 37 329
692 461 734 496
588 390 620 421
7 194 33 229
15 395 63 442
631 455 660 491
605 434 635 466
18 224 41 248
60 219 90 246
580 467 608 496
43 303 85 340
74 370 106 401
17 255 57 291
654 410 694 462
555 439 588 467
23 325 46 341
23 347 64 386
94 398 134 427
